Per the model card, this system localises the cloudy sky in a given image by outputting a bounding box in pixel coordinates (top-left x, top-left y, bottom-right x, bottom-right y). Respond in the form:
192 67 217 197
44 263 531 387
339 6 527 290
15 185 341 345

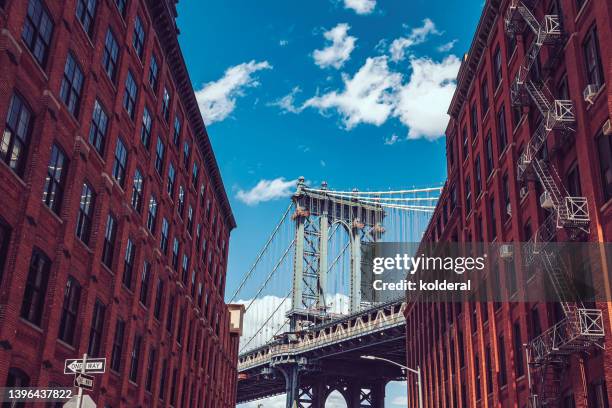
177 0 483 405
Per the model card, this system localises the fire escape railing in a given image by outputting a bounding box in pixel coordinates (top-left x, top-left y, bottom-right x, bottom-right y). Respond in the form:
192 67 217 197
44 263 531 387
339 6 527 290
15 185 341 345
504 1 604 406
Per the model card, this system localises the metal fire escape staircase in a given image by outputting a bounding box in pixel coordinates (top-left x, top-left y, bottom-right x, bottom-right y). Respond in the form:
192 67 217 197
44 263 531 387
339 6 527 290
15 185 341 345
504 1 605 406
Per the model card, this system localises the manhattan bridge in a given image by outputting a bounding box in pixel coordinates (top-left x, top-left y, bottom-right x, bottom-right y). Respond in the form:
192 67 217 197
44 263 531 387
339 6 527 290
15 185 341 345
229 177 442 407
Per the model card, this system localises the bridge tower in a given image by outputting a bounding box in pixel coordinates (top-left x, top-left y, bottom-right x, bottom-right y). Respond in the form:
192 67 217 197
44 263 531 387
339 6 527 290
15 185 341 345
289 177 384 330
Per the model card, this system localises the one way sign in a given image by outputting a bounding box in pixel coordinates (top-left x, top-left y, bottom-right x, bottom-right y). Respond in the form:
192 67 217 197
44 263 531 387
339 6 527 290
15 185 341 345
74 373 94 391
64 358 106 374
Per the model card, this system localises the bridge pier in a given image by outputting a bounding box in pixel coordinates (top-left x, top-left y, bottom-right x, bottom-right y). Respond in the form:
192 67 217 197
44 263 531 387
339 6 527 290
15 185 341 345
279 364 387 408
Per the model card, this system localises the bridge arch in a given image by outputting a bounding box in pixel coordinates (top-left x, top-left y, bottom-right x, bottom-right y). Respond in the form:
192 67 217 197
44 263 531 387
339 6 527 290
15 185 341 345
325 389 348 407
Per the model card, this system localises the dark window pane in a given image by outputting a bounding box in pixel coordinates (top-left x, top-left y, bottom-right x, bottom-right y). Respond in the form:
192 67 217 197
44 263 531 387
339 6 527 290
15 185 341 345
20 249 50 326
22 0 54 67
1 93 32 176
42 144 68 214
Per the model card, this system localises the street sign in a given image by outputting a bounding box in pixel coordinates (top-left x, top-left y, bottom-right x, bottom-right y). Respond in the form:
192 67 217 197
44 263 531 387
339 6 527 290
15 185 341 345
63 395 96 408
74 373 94 391
64 358 106 374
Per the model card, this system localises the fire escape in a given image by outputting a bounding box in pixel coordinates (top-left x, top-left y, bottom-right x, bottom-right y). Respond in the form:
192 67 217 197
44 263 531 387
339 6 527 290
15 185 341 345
504 1 605 406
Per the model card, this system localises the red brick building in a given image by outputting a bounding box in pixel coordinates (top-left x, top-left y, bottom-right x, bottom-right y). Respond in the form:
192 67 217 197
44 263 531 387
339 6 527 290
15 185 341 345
0 0 241 407
405 0 612 406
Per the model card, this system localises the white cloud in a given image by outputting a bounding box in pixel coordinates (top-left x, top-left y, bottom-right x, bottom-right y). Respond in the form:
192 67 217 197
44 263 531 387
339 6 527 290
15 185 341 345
393 55 461 140
391 396 408 406
437 39 458 52
343 0 376 14
389 18 440 62
268 86 302 114
279 39 289 47
195 60 272 124
384 134 400 145
303 56 402 129
320 160 327 167
236 177 297 206
313 23 357 69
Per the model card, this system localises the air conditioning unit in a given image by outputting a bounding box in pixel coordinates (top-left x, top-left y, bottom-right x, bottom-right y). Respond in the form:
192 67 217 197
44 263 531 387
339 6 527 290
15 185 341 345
540 191 554 209
583 84 599 104
603 119 612 136
520 186 528 199
500 244 513 260
506 203 512 216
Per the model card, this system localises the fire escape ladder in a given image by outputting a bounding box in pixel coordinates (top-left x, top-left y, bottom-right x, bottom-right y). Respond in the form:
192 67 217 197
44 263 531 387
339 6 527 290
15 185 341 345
505 1 604 406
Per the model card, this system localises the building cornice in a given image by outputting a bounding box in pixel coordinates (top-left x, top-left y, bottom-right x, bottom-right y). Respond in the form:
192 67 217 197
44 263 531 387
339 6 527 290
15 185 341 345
448 0 502 119
146 0 237 231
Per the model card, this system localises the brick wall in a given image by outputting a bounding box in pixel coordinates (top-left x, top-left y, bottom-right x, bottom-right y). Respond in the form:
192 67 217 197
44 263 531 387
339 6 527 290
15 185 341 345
0 0 240 407
405 0 612 406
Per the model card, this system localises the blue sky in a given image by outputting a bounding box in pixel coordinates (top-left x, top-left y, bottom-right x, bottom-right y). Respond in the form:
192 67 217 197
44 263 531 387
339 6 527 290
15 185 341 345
177 0 483 405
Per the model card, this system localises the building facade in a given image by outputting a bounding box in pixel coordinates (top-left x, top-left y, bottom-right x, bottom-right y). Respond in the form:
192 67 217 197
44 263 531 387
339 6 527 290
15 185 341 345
0 0 241 407
405 0 611 406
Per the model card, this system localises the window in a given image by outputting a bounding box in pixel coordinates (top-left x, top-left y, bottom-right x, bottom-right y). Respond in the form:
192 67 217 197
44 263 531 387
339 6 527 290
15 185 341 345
129 334 142 382
114 0 126 16
512 105 522 128
485 132 493 176
530 306 542 339
170 368 178 405
155 137 165 174
162 88 170 122
172 238 180 270
497 106 507 154
123 71 138 120
507 34 517 59
112 138 128 186
173 116 181 146
498 335 507 385
88 300 106 357
588 380 609 408
475 356 481 400
132 16 145 60
88 100 108 155
147 195 157 233
566 163 582 197
470 102 478 140
166 294 174 333
192 162 199 189
474 155 482 197
159 359 168 400
60 53 84 117
110 318 125 372
122 239 135 289
160 218 169 254
458 330 465 368
58 276 81 345
177 304 185 344
181 253 189 283
503 173 511 219
20 249 50 326
75 182 95 244
597 131 612 201
0 219 11 281
187 206 193 234
481 77 489 114
22 0 54 67
76 0 96 37
486 345 493 394
493 45 502 89
140 261 151 305
140 107 152 148
177 185 185 216
167 163 175 197
464 176 472 215
461 126 468 161
153 278 163 320
183 141 190 168
5 368 30 402
506 258 517 296
583 26 604 88
149 55 158 91
145 348 156 391
1 93 32 176
102 213 117 269
513 322 524 377
489 196 496 240
131 169 144 212
42 144 68 214
102 28 119 81
557 74 570 100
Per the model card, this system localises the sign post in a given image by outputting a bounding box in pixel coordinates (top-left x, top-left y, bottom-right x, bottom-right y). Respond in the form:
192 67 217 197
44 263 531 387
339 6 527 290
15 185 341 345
76 353 87 408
